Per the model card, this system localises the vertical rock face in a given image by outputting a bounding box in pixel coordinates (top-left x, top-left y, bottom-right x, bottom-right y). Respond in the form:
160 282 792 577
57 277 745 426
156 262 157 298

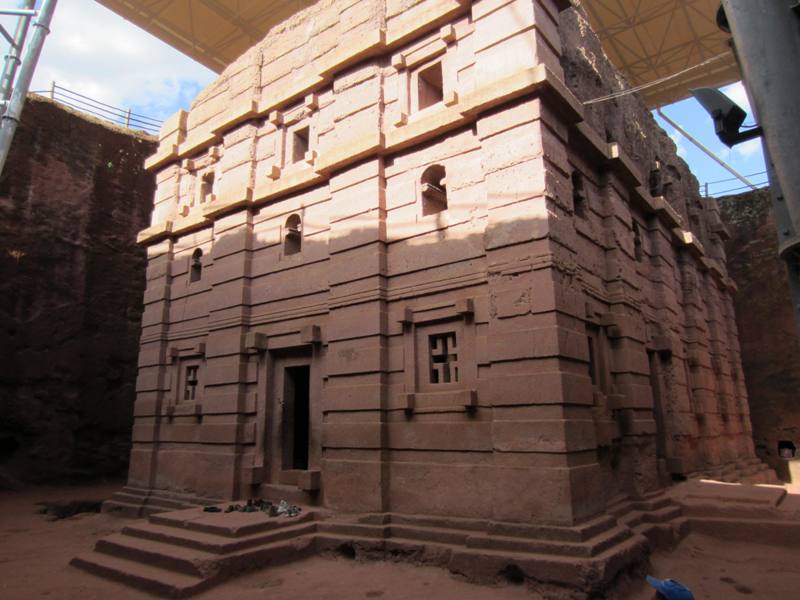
718 189 800 478
0 97 157 485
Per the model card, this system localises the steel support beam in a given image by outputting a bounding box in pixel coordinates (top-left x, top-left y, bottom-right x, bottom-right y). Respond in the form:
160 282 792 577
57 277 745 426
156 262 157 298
0 0 57 177
0 0 36 110
721 0 800 334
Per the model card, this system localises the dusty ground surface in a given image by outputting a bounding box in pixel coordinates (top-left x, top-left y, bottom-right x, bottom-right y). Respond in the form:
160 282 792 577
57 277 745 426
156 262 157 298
2 482 800 600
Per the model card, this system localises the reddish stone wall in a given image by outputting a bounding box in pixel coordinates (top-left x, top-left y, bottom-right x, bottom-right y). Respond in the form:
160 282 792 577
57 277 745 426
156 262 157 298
558 7 754 489
0 97 156 485
718 189 800 479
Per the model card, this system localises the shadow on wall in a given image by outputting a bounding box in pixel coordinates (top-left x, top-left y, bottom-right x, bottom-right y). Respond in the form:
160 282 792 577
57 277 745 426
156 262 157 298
0 97 157 487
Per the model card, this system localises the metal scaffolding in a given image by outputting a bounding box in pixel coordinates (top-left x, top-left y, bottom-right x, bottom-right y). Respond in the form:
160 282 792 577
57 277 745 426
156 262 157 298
0 0 58 177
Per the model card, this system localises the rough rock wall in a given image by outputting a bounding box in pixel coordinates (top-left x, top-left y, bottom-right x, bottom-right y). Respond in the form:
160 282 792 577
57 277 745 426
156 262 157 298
0 96 156 485
559 6 712 234
718 189 800 479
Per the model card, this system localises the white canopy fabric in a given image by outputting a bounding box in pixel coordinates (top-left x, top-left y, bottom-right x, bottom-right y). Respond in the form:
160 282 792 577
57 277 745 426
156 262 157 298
583 0 739 107
96 0 740 107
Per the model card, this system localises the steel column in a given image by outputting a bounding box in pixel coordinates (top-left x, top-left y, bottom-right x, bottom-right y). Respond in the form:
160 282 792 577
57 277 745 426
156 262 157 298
721 0 800 334
0 0 58 177
0 0 36 110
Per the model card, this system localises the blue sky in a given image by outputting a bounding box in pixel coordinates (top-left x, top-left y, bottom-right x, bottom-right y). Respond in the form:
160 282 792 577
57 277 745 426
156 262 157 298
6 0 767 197
654 82 768 197
5 0 215 125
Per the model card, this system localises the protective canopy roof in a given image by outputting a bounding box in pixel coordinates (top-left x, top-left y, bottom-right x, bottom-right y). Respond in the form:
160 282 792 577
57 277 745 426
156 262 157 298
583 0 740 107
95 0 318 73
95 0 740 107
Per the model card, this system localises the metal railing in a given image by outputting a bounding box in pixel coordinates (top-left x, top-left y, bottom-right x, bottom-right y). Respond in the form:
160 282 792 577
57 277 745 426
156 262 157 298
30 81 163 135
702 170 769 197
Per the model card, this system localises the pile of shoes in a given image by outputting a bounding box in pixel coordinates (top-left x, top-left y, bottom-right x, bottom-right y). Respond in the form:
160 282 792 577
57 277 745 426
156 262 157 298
203 498 302 517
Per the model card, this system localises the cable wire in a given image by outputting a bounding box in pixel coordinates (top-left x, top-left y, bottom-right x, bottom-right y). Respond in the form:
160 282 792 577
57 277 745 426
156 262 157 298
583 53 731 106
704 170 768 186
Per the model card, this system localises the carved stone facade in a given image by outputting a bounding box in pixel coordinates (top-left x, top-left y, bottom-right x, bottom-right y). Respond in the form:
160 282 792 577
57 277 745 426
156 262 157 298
112 0 769 589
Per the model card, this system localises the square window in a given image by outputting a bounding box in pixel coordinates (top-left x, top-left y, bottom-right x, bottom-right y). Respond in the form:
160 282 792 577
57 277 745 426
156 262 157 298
292 127 310 163
417 61 443 111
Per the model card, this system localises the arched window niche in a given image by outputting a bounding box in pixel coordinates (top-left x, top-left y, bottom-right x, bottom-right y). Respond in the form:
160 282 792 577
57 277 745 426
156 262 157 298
421 164 447 216
284 214 302 255
189 248 203 283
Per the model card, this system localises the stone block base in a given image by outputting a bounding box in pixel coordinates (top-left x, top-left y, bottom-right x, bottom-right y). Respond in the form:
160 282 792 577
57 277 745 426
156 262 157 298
75 491 690 599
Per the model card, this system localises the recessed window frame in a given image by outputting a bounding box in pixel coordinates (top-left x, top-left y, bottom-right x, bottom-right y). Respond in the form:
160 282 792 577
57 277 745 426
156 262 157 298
291 126 310 164
199 170 215 204
412 57 444 113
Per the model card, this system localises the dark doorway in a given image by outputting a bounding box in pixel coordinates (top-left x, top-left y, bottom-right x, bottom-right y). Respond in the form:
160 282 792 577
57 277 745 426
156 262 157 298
283 365 310 470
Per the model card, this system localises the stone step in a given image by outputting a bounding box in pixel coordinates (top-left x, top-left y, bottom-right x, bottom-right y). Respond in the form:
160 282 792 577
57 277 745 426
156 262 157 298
385 511 618 543
96 533 218 578
640 504 682 524
149 506 314 538
317 521 387 539
373 531 649 590
608 495 670 517
120 487 221 505
321 515 632 560
385 513 487 533
388 523 471 546
70 552 210 598
688 516 800 547
112 492 195 511
618 510 644 529
634 517 689 548
465 524 632 558
124 520 318 554
487 514 618 543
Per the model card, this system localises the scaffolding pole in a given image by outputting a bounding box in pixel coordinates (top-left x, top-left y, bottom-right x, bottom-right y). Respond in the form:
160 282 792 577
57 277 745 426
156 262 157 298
0 0 58 177
0 0 36 111
722 0 800 335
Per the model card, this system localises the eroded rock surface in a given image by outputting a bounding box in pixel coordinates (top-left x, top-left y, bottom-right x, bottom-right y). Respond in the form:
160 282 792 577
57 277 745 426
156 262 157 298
0 97 156 485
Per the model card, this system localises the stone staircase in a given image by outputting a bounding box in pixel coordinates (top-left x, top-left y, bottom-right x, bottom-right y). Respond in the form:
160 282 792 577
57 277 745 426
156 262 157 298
666 476 800 547
72 506 320 597
606 491 689 549
101 486 222 518
73 497 690 597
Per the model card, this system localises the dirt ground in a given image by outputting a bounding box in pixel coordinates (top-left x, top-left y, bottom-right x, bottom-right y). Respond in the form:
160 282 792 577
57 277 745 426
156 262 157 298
2 482 800 600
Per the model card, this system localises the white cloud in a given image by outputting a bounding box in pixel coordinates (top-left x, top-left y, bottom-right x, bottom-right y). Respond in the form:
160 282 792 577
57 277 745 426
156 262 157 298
735 137 763 159
7 0 216 125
